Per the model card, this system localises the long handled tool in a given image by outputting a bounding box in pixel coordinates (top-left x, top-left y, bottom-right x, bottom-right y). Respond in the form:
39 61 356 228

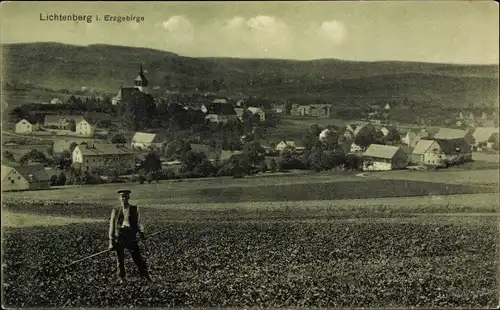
57 228 170 271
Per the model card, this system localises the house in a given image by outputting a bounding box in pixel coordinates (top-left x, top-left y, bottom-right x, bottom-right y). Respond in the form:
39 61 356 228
472 127 499 148
44 115 70 129
295 105 311 116
384 103 391 110
74 116 95 137
2 164 51 191
15 119 38 134
433 128 475 146
309 104 332 118
411 138 472 167
380 127 390 137
487 133 499 149
72 143 135 174
362 144 408 171
274 104 285 114
276 140 296 151
53 137 102 153
353 123 378 138
213 98 229 104
50 98 63 105
131 132 166 150
203 103 238 123
247 107 266 122
234 108 245 121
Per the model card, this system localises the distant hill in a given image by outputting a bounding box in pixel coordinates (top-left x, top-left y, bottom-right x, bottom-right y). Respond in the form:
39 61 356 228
2 42 499 108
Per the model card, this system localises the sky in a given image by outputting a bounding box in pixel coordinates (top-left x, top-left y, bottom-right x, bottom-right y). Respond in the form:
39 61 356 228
0 1 498 64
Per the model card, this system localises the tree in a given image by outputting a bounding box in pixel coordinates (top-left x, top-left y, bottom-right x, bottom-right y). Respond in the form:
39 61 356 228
111 133 127 144
57 172 67 185
3 150 15 162
20 149 49 165
384 127 402 144
269 159 278 172
243 141 265 168
68 119 77 132
54 150 72 169
142 151 162 173
354 129 378 150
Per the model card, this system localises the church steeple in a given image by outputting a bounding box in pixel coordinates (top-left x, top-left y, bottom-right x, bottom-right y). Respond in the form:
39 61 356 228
134 63 149 93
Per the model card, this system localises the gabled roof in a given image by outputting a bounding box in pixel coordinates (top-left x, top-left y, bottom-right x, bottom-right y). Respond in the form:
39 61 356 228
488 133 499 143
412 139 436 154
473 127 499 143
131 132 160 144
115 87 141 100
277 140 295 147
435 138 470 155
363 144 403 159
16 118 33 125
76 144 134 156
12 164 50 182
44 115 69 124
247 107 265 114
353 123 376 136
433 128 467 139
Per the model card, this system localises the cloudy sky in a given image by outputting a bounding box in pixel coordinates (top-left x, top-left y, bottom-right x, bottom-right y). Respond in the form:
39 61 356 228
1 1 498 64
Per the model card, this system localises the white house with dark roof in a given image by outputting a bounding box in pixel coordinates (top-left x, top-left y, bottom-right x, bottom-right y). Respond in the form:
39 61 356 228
411 138 472 167
247 107 266 122
131 132 165 150
72 143 135 174
2 164 50 191
472 127 499 147
362 144 408 171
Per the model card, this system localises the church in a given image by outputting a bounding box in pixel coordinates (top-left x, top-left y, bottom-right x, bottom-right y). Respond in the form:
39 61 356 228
112 64 149 105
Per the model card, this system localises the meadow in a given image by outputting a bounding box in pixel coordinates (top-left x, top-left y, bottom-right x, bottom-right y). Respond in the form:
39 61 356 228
2 172 499 308
2 198 499 308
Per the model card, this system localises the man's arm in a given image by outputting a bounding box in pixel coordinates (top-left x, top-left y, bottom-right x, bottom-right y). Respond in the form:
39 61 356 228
108 208 117 248
135 206 145 238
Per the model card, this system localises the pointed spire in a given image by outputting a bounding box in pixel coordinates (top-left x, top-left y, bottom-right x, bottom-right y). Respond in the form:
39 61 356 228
140 63 144 74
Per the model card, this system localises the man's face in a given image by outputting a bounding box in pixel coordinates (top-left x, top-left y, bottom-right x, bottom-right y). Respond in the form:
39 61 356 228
119 194 130 205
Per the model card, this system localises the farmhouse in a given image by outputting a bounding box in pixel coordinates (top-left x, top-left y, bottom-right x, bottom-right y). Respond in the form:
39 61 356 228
44 115 70 129
131 132 166 150
72 143 135 174
362 144 408 171
203 103 238 123
247 107 266 122
433 128 475 146
2 164 50 191
411 138 472 167
276 140 296 151
472 127 499 148
74 116 95 137
15 119 39 134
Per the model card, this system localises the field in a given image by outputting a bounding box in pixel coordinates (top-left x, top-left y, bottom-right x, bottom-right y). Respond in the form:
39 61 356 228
2 171 499 308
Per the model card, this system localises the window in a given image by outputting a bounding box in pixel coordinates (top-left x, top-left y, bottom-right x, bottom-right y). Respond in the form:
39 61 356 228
11 180 14 184
18 176 20 180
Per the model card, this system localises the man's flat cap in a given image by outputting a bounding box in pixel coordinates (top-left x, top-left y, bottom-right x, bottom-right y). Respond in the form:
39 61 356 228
117 189 131 195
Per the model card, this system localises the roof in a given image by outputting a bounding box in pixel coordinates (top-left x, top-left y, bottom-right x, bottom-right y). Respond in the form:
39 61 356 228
5 164 51 182
353 123 376 136
363 144 403 159
76 144 134 156
489 133 499 143
115 87 141 100
44 115 68 124
234 108 245 117
433 128 467 139
16 118 33 125
204 103 236 115
473 127 499 143
278 140 295 147
435 138 470 155
131 132 159 144
247 107 265 114
412 139 436 154
213 98 228 104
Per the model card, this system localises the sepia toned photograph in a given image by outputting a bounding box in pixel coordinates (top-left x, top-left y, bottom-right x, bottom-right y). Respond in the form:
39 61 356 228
1 1 499 308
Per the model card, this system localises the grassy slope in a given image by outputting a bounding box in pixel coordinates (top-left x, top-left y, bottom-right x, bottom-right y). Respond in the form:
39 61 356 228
2 43 498 108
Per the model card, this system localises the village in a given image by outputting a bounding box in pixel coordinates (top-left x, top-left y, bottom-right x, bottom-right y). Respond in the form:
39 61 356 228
2 65 499 191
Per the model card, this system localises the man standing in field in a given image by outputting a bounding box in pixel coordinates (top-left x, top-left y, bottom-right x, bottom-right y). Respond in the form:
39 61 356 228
109 189 151 283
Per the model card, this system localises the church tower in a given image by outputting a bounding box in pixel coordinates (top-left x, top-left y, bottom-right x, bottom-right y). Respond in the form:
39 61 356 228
134 64 149 94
